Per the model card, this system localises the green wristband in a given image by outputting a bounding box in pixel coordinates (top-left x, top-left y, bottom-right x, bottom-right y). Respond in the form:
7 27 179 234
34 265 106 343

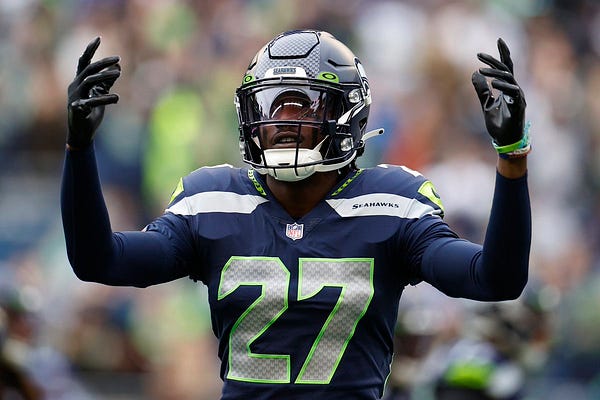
492 121 531 156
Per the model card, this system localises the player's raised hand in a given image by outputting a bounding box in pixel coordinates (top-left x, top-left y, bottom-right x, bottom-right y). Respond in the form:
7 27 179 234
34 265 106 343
472 39 529 157
67 37 121 149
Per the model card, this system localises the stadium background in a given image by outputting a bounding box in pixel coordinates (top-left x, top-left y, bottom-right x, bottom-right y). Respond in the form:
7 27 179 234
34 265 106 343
0 0 599 398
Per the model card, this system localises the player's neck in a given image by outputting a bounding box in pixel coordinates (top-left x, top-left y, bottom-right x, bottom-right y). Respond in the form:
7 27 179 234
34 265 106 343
266 171 341 219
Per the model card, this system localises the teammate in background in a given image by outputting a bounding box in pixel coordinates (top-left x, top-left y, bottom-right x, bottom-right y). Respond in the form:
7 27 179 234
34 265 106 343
61 30 531 399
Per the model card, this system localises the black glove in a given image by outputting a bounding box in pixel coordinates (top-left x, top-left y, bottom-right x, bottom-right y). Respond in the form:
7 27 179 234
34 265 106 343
472 38 527 148
67 37 121 149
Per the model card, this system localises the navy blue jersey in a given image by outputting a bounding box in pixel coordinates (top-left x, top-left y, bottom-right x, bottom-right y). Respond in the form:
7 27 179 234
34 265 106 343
61 148 530 399
144 164 455 399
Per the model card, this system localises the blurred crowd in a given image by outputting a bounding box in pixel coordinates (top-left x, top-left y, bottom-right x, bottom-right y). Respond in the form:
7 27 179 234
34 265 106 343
0 0 599 399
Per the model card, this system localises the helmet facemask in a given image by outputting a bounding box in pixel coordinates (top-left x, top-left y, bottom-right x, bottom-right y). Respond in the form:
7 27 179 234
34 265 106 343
234 30 380 182
236 78 369 181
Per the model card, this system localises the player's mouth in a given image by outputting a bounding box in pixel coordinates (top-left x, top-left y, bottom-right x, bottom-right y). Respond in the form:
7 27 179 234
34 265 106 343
272 132 302 147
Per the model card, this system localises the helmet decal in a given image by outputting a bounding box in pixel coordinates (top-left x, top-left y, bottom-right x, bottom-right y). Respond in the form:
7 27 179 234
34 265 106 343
317 71 339 83
264 66 308 78
242 74 255 85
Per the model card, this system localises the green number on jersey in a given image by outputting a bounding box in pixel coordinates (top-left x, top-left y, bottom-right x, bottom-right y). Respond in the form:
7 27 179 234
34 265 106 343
218 256 374 384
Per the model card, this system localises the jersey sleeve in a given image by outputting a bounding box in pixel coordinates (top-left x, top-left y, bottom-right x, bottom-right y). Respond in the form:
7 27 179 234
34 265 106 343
61 146 190 287
419 172 531 301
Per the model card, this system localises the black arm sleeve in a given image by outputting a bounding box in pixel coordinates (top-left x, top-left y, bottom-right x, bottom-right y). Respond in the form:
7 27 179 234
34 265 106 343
420 172 531 301
60 146 189 287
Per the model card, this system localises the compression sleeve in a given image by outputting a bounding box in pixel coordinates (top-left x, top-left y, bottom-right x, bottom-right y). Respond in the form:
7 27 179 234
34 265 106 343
60 145 189 287
420 172 530 301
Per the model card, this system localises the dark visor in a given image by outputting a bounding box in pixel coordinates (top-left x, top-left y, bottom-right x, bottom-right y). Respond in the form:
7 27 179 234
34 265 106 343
243 85 343 124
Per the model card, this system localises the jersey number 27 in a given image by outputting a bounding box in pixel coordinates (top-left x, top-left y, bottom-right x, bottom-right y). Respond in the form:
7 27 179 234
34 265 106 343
218 256 374 384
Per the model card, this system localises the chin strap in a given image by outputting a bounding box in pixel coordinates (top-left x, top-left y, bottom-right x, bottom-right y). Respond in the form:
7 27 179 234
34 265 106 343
257 138 326 182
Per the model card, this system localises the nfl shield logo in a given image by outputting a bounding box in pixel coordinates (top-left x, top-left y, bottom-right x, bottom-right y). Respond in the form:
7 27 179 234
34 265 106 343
286 223 304 241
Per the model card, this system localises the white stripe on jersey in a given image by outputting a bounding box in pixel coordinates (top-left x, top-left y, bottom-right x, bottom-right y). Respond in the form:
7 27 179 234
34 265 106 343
326 193 441 219
166 192 269 215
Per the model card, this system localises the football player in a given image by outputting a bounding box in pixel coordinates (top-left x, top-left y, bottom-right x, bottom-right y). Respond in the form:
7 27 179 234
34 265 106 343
61 30 531 399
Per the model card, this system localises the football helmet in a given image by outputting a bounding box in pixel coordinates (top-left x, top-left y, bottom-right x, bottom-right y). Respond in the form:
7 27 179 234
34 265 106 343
235 30 383 181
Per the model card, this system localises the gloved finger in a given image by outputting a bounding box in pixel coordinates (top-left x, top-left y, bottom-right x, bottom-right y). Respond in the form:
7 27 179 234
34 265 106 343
71 93 119 110
497 38 514 74
491 80 521 97
77 37 101 75
478 68 517 84
471 71 492 108
89 93 119 107
477 52 510 72
76 56 120 83
79 69 121 94
95 64 121 93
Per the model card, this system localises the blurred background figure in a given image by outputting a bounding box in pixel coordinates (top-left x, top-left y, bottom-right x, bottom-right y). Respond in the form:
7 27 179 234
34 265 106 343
0 305 42 399
1 0 599 398
383 285 463 400
0 283 93 399
420 284 556 400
